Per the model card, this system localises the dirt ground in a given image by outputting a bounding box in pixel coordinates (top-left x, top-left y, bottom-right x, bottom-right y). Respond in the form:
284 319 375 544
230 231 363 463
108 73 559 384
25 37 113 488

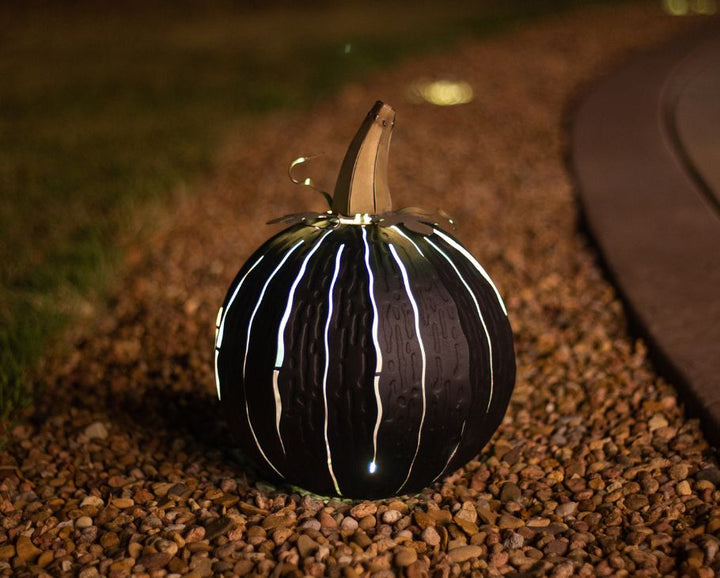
3 4 719 577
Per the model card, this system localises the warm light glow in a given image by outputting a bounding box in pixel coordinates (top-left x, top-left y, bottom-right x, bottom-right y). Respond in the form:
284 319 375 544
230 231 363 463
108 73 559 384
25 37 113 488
338 213 373 225
662 0 717 14
407 80 474 106
663 0 690 14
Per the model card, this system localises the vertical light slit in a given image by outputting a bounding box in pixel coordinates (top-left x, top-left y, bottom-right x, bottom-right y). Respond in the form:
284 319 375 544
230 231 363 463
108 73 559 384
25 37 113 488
216 256 265 349
390 225 425 257
362 227 383 473
273 230 333 454
215 256 265 401
275 231 333 367
425 237 495 412
241 239 304 478
214 350 221 401
433 420 466 483
323 244 345 496
271 370 284 454
242 240 304 380
389 243 427 495
214 307 223 400
432 229 508 315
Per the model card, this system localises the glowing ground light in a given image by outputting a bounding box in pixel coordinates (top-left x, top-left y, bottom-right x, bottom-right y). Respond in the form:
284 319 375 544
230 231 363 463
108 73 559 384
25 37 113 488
662 0 717 14
407 80 474 106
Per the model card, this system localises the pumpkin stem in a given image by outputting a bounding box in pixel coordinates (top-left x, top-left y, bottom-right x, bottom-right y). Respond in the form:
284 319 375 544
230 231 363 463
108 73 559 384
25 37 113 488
332 101 395 216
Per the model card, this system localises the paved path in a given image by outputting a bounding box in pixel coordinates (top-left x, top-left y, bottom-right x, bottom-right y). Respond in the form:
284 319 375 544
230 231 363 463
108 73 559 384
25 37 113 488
3 6 720 578
570 19 720 446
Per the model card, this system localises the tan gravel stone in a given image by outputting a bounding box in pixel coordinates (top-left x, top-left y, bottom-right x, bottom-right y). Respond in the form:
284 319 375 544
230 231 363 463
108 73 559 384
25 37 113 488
676 480 692 496
395 547 417 567
474 506 495 526
127 542 143 559
422 526 440 547
76 515 93 528
498 515 524 530
36 549 54 568
80 496 105 508
526 517 550 528
414 511 434 529
262 513 293 530
138 552 171 570
427 509 452 525
340 516 359 533
238 502 269 516
350 502 377 519
359 515 376 530
649 415 669 431
84 422 108 440
185 526 206 543
319 511 338 529
448 544 484 562
382 509 402 524
0 545 15 559
16 536 41 562
297 534 319 558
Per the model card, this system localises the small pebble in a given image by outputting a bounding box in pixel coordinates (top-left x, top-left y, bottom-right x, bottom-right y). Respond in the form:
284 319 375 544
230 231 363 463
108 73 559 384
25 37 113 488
75 515 93 529
84 422 108 440
81 496 105 508
382 510 402 524
422 526 440 547
498 514 524 530
302 518 321 531
556 502 578 517
351 502 377 518
340 516 359 532
448 545 484 563
500 482 521 503
504 532 524 549
395 547 418 567
676 480 692 496
297 534 319 558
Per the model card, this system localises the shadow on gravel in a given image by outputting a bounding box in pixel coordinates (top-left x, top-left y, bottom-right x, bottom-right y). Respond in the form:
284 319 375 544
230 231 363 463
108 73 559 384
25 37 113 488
116 385 279 486
125 387 229 446
31 373 265 483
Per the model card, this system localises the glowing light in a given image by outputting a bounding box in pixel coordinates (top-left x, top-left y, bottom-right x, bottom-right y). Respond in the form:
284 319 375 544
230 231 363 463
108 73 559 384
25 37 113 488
663 0 690 14
338 213 373 225
407 80 474 106
368 461 377 474
662 0 717 14
322 244 345 496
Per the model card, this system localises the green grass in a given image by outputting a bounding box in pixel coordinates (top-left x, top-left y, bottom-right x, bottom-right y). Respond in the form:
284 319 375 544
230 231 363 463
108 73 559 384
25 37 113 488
0 0 624 419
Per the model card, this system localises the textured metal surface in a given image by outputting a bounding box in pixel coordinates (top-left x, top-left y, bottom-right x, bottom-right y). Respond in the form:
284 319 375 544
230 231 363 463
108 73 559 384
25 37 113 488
215 220 515 498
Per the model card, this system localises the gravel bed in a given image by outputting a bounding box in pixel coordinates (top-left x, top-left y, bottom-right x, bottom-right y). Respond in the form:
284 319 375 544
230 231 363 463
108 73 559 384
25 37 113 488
2 5 719 577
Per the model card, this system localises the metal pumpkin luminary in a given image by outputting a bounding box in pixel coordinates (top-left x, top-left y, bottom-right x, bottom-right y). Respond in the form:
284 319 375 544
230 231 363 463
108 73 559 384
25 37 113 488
214 102 515 499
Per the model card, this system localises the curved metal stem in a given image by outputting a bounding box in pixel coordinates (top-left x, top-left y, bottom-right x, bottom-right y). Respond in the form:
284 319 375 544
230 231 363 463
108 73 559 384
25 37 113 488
332 101 395 216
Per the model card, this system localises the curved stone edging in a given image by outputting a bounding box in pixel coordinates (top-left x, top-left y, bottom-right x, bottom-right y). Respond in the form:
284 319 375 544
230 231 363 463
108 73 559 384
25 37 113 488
570 21 720 446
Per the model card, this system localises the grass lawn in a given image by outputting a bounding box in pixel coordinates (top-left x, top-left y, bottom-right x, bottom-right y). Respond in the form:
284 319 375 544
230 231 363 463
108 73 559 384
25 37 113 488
0 0 618 419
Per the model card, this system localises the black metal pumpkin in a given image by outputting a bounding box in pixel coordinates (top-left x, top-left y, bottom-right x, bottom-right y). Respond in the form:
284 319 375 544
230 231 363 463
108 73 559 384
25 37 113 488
214 102 515 499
